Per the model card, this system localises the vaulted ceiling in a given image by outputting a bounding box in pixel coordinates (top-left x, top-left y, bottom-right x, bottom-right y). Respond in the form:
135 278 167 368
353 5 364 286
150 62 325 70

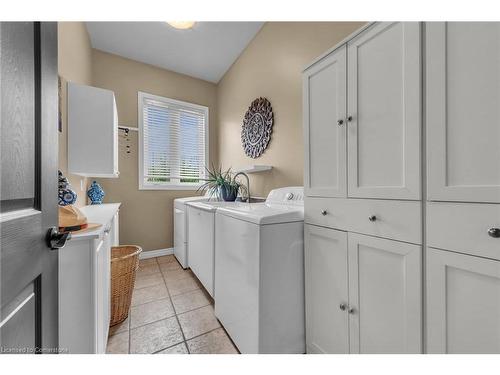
86 22 264 83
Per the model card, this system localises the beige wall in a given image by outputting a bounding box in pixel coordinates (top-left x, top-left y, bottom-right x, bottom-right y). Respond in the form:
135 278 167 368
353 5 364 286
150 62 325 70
92 50 217 251
216 22 365 197
57 22 365 253
58 22 93 206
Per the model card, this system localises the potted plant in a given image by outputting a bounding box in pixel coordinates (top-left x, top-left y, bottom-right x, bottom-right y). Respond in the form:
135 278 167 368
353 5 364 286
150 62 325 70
198 164 247 202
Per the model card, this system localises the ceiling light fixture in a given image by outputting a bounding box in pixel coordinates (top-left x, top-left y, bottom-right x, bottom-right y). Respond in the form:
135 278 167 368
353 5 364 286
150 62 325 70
167 21 196 30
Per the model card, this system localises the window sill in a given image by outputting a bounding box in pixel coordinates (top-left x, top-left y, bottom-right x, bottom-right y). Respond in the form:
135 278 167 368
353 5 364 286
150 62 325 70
139 184 203 191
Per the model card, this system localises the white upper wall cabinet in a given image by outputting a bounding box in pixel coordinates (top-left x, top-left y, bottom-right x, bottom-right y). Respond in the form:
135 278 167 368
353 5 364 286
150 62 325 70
347 22 421 200
303 45 347 197
427 23 500 203
68 82 119 178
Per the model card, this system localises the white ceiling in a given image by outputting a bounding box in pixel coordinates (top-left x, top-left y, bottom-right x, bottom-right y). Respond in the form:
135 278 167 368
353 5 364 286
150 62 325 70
86 22 264 83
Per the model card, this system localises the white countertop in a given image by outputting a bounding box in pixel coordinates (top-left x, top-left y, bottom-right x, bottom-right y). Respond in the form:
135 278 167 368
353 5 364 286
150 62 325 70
69 203 121 241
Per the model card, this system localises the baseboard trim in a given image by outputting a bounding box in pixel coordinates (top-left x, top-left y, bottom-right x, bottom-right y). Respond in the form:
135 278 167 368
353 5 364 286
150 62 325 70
139 247 173 259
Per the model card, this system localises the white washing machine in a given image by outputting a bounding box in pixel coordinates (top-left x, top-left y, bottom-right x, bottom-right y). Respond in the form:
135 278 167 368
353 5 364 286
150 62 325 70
214 187 305 354
185 200 238 297
173 194 211 268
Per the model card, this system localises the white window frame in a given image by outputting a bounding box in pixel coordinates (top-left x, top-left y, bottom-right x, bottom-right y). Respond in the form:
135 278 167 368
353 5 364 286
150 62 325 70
138 91 209 190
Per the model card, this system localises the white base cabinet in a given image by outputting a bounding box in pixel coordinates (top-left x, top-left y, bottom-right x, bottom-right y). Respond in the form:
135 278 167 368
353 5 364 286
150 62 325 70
305 225 422 354
59 204 120 354
426 248 500 354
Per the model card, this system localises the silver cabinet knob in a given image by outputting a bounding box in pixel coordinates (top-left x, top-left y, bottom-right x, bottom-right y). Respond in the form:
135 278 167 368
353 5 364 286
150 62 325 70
321 210 328 216
488 228 500 238
347 115 353 122
348 307 355 314
337 119 344 126
368 215 377 222
339 303 347 311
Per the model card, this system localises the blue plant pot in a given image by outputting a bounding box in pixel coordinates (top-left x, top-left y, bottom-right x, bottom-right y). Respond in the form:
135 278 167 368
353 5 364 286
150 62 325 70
221 185 239 202
87 181 105 205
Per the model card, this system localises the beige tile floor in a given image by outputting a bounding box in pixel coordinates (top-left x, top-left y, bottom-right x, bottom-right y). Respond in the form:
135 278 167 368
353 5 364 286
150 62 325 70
106 255 239 354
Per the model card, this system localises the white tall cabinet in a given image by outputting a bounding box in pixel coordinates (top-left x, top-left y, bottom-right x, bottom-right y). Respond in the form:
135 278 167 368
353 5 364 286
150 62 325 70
304 21 500 354
425 22 500 353
304 22 422 354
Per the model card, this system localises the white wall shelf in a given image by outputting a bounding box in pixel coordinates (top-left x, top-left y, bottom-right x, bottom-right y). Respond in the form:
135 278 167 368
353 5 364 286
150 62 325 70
235 165 273 174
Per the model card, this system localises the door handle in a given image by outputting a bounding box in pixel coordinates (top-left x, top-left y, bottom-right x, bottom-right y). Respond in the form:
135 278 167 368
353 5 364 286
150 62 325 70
46 227 71 250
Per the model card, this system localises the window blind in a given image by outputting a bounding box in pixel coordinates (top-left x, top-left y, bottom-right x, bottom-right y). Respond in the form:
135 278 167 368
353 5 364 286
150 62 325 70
140 93 208 188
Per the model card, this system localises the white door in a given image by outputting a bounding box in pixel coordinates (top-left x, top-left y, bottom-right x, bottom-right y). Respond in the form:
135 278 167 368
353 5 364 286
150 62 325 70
347 233 422 353
303 45 347 198
426 22 500 203
304 225 349 353
427 248 500 353
347 22 421 200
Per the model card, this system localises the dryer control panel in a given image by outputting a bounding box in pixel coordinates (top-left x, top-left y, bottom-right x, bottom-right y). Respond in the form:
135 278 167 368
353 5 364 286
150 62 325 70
266 187 304 205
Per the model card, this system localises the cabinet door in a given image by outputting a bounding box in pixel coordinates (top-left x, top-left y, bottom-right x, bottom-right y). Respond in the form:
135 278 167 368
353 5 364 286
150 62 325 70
347 22 421 200
426 23 500 203
304 225 349 353
102 231 111 346
94 239 105 353
427 248 500 353
303 45 347 198
347 233 422 353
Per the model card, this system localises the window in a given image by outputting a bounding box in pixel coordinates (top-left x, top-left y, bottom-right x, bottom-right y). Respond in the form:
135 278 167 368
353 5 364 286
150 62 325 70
138 92 208 190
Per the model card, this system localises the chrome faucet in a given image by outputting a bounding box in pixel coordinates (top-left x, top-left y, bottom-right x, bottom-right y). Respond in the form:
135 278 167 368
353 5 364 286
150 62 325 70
234 172 250 203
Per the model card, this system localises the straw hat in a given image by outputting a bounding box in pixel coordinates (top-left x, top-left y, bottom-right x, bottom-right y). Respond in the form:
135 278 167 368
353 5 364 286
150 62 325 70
59 205 102 234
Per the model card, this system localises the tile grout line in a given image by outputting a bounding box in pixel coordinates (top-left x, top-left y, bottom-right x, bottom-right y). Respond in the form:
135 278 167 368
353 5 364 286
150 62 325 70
158 257 191 354
124 255 226 354
152 326 224 354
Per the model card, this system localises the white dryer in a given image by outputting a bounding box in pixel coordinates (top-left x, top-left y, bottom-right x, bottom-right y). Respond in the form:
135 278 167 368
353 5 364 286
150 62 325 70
214 187 305 354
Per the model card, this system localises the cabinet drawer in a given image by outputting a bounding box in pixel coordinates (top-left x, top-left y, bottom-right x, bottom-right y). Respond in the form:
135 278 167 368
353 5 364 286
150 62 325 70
305 197 422 244
427 202 500 260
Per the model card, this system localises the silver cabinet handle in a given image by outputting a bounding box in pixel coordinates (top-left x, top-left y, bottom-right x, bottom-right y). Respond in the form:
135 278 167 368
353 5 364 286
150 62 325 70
368 215 377 222
321 210 328 216
348 307 355 314
337 119 344 126
347 115 353 122
339 303 347 311
488 228 500 238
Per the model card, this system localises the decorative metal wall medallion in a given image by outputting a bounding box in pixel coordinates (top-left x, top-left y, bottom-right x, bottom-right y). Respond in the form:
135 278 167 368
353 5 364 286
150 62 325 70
241 97 274 158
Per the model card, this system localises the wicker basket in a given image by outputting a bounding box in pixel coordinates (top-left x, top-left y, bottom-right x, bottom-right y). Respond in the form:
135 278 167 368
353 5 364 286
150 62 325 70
110 245 142 326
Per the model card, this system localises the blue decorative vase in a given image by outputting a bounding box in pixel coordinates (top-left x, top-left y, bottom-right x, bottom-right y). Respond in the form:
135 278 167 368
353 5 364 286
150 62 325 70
58 170 77 206
87 181 105 205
